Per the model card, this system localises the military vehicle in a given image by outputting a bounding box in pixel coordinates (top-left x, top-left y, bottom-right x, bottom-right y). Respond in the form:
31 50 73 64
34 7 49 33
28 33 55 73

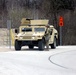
14 18 58 50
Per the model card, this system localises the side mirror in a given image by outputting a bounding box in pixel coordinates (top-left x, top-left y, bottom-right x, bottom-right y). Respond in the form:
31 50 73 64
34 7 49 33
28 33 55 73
15 29 19 33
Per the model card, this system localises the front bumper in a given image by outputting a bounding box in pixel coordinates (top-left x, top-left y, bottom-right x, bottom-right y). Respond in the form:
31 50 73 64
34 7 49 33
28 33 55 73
15 36 42 41
21 40 39 46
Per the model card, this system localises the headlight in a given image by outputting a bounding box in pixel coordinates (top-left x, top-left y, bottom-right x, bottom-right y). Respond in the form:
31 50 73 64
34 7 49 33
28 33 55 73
19 36 23 39
32 36 35 39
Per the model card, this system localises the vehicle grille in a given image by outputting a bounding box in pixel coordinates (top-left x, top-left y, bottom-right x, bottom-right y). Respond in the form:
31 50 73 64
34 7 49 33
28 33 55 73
23 36 31 39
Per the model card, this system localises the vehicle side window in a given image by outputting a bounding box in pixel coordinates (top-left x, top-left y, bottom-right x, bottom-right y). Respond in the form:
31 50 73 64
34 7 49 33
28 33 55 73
22 28 32 32
34 28 45 32
50 29 53 35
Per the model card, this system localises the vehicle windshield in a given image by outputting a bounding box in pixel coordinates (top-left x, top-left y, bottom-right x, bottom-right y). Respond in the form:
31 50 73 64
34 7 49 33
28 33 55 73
34 28 45 32
22 28 32 32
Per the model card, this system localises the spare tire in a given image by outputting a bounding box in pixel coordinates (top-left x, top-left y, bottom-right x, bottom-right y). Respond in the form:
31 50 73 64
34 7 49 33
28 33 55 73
51 37 56 49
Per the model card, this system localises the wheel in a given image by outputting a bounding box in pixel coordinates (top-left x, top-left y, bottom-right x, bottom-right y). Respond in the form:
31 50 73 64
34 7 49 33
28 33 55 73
38 40 45 51
28 45 34 49
15 40 22 51
51 37 56 49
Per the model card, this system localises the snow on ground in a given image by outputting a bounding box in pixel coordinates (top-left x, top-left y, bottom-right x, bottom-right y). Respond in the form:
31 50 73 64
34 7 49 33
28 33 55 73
0 46 76 75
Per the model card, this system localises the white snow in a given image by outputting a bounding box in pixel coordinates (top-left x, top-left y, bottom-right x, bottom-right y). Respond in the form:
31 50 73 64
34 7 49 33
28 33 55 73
0 46 76 75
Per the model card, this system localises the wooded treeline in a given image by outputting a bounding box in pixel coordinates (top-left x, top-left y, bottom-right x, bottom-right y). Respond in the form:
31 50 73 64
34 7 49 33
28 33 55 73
0 0 76 45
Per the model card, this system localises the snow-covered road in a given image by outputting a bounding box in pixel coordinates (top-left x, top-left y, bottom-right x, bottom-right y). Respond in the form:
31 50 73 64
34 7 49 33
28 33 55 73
0 46 76 75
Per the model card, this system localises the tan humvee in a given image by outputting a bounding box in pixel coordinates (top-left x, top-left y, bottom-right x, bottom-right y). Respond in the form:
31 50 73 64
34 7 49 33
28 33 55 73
14 18 58 50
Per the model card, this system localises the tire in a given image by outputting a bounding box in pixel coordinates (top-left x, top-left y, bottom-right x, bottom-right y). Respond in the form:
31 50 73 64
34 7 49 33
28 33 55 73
38 40 45 51
51 37 56 49
15 40 22 51
28 45 34 49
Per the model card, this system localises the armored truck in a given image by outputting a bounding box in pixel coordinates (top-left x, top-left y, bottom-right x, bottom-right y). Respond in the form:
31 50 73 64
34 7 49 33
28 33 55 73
14 18 58 50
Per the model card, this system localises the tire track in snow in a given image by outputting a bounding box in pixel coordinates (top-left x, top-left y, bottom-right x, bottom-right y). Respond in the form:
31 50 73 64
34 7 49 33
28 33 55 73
48 50 76 69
